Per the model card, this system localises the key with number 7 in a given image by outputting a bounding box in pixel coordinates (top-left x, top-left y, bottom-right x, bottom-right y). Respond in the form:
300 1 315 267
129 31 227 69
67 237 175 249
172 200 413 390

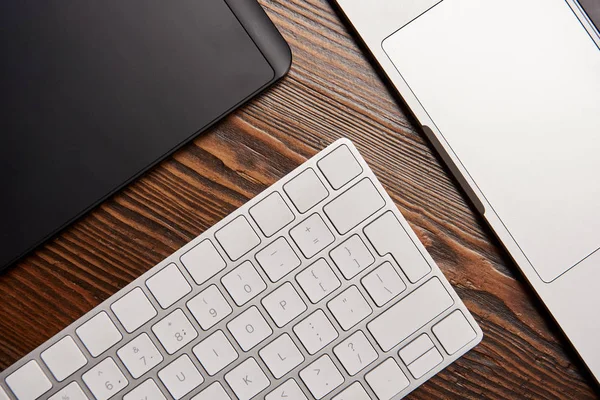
117 333 163 379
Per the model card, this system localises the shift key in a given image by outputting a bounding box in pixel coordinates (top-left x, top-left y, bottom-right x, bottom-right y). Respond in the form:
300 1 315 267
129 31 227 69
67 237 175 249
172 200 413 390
368 278 453 352
364 211 431 283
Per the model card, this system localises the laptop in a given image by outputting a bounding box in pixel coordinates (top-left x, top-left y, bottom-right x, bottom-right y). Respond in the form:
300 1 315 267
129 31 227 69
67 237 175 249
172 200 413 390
0 0 291 271
332 0 600 384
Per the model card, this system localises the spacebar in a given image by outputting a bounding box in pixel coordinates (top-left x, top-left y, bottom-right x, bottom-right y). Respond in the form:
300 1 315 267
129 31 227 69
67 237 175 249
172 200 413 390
367 278 454 352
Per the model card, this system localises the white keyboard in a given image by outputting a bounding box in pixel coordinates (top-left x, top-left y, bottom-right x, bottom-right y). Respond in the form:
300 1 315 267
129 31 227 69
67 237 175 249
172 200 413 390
0 139 482 400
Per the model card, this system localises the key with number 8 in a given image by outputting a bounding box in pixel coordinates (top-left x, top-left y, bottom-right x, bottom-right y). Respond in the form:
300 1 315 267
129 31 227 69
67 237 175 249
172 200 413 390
152 309 198 354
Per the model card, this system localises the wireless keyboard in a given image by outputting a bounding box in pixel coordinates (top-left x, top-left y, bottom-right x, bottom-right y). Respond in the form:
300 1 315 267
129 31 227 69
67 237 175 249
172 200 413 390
0 138 482 400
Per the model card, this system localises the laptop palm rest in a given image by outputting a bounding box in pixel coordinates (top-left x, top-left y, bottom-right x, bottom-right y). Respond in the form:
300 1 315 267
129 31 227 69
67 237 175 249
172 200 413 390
382 0 600 283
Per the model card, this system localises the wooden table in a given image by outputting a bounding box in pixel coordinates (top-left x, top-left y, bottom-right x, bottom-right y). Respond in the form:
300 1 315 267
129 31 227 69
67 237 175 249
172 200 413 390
0 1 597 398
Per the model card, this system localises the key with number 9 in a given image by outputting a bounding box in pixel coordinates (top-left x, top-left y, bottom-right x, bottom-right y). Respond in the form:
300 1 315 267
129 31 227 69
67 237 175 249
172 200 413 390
187 285 233 330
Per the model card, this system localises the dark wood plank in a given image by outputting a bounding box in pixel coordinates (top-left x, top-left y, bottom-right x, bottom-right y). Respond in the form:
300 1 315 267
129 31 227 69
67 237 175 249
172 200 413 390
0 0 597 398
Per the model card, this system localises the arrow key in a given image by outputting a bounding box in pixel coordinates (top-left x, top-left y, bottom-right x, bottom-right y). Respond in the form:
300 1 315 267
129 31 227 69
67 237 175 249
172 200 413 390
299 355 344 399
265 379 308 400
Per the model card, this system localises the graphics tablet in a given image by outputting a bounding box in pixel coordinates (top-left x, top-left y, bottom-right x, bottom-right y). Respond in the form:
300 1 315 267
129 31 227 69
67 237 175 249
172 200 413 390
0 0 291 270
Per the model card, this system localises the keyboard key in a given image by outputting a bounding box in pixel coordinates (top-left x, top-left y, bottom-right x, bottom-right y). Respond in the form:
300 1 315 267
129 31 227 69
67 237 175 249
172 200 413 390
48 382 88 400
284 168 329 213
193 330 238 375
82 358 128 400
123 379 166 400
364 211 431 283
152 309 198 354
146 263 192 309
225 358 270 400
265 379 307 400
215 215 261 261
76 311 122 357
262 282 307 327
327 286 372 330
259 334 304 379
5 360 52 400
290 214 335 258
117 333 163 378
296 259 341 303
227 306 272 351
221 261 267 306
0 387 8 400
324 178 385 235
250 192 295 237
256 237 301 282
365 358 409 400
432 310 477 355
192 382 231 400
330 235 374 280
187 285 232 330
317 144 363 189
111 287 157 333
299 355 344 399
180 240 227 285
332 382 370 400
293 310 338 355
368 278 454 351
333 331 378 376
407 347 443 379
158 355 204 400
361 261 406 307
41 335 87 381
399 334 435 366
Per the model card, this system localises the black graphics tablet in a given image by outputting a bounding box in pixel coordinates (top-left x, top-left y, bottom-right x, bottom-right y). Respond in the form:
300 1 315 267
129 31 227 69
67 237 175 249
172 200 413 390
0 0 291 270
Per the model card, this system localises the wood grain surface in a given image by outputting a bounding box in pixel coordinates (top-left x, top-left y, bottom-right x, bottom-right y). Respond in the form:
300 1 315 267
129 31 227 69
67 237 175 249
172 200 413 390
0 0 598 398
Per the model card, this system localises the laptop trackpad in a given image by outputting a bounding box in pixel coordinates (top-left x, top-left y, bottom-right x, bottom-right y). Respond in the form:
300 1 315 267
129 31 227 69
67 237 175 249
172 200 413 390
382 0 600 282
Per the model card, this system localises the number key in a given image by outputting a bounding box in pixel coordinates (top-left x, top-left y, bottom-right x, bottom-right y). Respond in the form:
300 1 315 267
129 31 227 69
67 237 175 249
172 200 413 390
117 333 163 378
221 261 266 306
187 285 232 330
82 358 128 400
152 309 198 354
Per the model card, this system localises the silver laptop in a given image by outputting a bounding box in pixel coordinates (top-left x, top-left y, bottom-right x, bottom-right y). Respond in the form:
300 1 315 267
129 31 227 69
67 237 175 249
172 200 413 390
333 0 600 384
